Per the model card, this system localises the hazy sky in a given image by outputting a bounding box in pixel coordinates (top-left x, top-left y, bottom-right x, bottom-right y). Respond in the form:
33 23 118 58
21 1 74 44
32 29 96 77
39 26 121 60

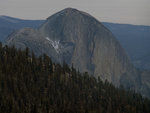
0 0 150 25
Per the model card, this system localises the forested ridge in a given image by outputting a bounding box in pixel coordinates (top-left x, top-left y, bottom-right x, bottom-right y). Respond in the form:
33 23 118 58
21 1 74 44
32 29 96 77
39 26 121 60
0 43 150 113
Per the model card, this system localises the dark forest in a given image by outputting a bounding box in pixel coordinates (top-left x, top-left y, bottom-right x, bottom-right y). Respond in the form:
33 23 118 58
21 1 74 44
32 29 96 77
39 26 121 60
0 43 150 113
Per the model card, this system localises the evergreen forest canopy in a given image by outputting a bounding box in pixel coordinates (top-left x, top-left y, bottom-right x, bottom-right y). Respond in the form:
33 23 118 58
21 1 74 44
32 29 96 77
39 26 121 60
0 42 150 113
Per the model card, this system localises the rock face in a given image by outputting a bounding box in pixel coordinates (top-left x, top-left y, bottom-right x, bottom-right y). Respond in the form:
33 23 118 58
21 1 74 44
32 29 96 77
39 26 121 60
103 22 150 69
6 8 135 86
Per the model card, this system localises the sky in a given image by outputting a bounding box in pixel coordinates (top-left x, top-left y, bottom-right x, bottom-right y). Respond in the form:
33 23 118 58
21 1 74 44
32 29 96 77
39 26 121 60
0 0 150 25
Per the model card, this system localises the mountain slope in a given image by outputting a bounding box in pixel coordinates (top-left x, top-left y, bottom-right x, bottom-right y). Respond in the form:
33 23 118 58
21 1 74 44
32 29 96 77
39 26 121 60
1 16 150 69
6 8 135 87
103 22 150 69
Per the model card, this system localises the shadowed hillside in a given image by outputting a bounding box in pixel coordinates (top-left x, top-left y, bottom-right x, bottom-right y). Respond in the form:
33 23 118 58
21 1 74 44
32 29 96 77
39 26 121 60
0 44 150 113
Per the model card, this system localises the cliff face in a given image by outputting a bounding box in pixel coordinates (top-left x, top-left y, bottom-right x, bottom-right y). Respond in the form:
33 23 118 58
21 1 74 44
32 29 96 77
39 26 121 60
6 8 134 86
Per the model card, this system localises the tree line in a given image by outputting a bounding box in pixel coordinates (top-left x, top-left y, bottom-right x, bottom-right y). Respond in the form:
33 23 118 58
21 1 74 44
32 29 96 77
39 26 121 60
0 43 150 113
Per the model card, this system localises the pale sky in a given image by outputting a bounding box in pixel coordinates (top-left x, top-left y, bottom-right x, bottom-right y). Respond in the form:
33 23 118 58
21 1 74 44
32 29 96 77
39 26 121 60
0 0 150 25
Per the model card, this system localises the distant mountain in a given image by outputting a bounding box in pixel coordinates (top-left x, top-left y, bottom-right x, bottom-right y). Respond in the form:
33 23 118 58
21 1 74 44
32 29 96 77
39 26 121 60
2 8 150 98
0 15 44 42
103 22 150 69
1 16 150 69
6 8 135 87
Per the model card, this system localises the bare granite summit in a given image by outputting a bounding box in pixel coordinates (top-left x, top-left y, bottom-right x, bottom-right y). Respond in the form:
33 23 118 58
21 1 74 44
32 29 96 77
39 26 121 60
6 8 150 98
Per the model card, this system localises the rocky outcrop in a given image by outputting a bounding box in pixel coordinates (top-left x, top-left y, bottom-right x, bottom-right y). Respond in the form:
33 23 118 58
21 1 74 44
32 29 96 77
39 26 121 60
5 8 142 89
